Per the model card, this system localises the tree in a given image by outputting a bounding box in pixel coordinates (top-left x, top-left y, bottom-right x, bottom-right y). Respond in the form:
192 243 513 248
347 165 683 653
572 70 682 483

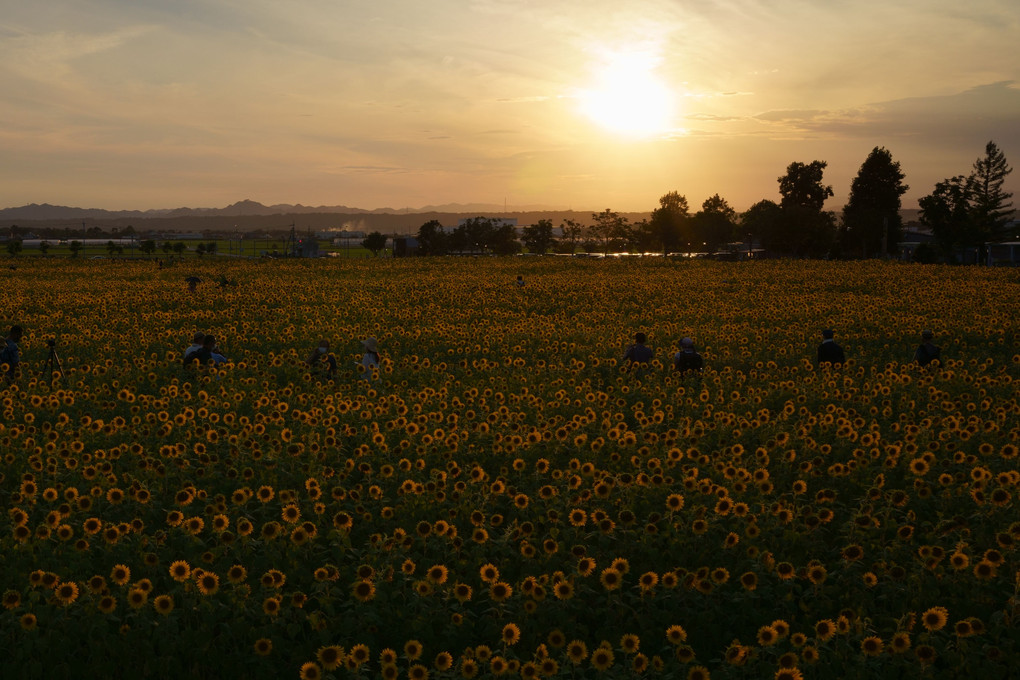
780 161 834 212
590 209 630 254
740 200 782 256
690 194 738 253
6 239 22 257
918 176 973 259
362 231 387 256
38 240 50 255
162 241 174 255
522 219 554 254
106 240 120 257
490 224 522 255
172 242 187 257
776 161 837 257
455 217 496 254
205 241 218 256
558 219 584 254
416 220 448 256
839 147 908 258
140 240 157 258
968 141 1014 246
646 192 689 256
69 241 82 258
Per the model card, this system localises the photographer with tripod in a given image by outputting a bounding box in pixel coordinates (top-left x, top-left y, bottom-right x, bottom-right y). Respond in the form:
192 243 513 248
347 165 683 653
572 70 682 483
2 325 23 382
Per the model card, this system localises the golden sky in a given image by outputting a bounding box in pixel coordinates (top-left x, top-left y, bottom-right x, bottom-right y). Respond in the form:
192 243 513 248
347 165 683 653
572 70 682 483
1 0 1018 212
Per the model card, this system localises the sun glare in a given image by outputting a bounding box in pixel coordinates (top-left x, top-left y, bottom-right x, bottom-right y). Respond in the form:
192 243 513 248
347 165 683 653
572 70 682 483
577 51 676 138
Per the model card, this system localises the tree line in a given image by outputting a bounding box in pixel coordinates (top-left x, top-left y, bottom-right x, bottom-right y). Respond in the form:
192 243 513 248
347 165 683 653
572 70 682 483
406 141 1014 261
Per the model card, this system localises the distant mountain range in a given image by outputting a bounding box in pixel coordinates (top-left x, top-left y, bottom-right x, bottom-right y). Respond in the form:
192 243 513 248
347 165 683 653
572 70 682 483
0 200 564 222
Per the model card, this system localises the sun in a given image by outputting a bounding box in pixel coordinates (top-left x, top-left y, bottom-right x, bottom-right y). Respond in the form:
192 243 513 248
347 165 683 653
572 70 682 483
576 51 676 138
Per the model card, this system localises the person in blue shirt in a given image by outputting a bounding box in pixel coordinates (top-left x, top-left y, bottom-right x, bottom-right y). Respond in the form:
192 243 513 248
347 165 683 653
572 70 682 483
2 325 23 381
817 329 846 366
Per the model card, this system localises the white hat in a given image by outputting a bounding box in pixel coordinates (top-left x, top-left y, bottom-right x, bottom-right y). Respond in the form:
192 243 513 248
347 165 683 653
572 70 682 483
361 337 378 352
681 337 694 348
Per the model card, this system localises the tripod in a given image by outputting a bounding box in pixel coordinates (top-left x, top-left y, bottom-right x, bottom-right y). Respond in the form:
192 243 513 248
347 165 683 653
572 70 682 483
43 339 66 388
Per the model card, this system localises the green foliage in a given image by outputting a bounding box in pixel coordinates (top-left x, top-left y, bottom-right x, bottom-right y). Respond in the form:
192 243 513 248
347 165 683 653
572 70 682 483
690 194 738 252
416 220 448 256
361 231 387 256
919 176 972 257
645 192 689 255
522 219 554 255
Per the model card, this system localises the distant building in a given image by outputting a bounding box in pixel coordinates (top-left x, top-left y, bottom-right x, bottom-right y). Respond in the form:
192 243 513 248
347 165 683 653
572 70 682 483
393 237 419 257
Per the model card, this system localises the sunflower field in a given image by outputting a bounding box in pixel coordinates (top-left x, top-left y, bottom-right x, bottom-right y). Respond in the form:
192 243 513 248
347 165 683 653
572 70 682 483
1 257 1018 680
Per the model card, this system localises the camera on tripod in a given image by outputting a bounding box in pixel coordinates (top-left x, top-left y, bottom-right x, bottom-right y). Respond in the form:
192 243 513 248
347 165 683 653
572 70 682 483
41 337 66 387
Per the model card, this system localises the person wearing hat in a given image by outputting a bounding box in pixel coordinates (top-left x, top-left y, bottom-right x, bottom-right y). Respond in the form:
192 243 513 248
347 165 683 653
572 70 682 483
673 337 704 374
913 330 941 367
360 337 380 381
817 329 845 366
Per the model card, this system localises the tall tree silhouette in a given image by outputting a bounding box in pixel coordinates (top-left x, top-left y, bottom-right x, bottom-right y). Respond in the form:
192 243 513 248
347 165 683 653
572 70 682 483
840 147 908 258
968 141 1014 248
776 161 836 257
919 176 972 259
646 191 689 256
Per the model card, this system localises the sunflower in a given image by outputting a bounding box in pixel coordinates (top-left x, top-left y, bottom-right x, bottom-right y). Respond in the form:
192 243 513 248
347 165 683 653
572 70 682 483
814 619 836 642
55 582 79 606
599 567 622 591
501 623 521 646
566 640 588 664
453 583 473 603
590 647 614 671
228 565 248 584
254 638 273 656
915 645 937 667
20 613 37 631
620 634 640 654
127 588 148 609
197 572 220 595
435 652 454 671
666 625 688 645
861 636 883 656
2 590 20 610
404 639 424 660
299 662 322 680
110 564 131 586
348 644 370 666
153 594 174 615
489 582 512 602
352 580 376 602
169 560 191 582
317 645 345 671
687 665 710 680
921 607 948 632
426 564 449 585
408 664 429 680
889 632 911 653
460 658 479 678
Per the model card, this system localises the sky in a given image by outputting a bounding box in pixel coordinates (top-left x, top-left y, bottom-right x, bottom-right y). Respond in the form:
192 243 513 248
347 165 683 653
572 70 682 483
2 0 1019 213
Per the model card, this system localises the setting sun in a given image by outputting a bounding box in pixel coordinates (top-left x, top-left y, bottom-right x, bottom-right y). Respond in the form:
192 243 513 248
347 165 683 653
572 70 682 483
576 51 677 138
